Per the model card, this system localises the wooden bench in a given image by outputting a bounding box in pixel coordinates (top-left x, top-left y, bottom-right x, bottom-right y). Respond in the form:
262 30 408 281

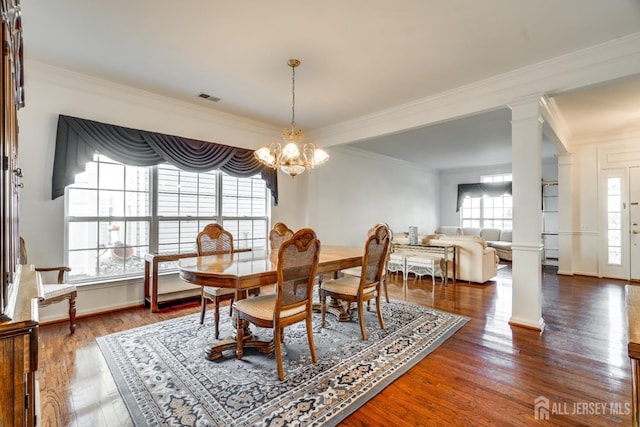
626 284 640 426
144 249 251 312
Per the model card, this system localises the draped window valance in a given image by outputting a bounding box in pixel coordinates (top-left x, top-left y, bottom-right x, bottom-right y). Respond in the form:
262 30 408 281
52 115 278 204
456 182 512 212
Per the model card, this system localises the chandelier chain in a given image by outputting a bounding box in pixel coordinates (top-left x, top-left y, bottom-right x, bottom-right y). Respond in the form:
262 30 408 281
291 63 296 128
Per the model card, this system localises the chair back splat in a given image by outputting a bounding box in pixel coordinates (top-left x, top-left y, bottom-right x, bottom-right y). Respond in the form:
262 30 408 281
269 222 294 252
277 228 320 315
197 224 233 255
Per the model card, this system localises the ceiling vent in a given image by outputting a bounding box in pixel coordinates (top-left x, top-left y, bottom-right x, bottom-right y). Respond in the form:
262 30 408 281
198 93 221 102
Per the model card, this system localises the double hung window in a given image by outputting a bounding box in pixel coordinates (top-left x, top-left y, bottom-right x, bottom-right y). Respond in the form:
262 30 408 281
460 174 512 229
66 154 269 283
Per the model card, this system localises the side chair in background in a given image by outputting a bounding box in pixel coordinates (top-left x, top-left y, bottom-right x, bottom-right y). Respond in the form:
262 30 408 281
319 223 391 340
340 223 393 303
269 222 294 252
196 224 237 339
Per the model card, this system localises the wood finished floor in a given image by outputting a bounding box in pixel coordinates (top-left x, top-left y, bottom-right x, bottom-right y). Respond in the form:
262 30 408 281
37 266 633 426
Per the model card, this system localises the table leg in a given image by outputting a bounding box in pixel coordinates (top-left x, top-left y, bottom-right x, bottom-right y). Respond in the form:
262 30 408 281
633 358 640 427
143 259 150 308
452 246 457 285
205 289 275 361
151 259 159 313
443 251 449 287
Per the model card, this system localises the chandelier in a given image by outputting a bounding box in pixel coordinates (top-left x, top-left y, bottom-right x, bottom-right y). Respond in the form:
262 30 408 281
254 59 329 177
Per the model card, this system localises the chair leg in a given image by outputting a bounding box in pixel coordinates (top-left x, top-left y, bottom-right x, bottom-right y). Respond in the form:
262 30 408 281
320 292 327 327
275 326 284 381
358 300 367 341
68 292 77 334
375 291 385 331
383 276 390 303
199 292 207 325
306 313 317 364
214 298 221 340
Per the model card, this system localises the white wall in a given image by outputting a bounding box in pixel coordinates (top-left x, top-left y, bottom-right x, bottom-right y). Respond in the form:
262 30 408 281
307 147 440 245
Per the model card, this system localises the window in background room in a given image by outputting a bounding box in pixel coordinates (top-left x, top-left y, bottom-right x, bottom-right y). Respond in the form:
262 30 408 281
460 173 512 230
66 155 269 283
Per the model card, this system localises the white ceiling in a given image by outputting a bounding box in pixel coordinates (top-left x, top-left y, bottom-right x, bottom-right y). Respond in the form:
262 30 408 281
20 0 640 170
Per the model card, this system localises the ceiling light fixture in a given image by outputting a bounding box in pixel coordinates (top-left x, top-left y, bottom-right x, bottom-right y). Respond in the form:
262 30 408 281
254 59 329 177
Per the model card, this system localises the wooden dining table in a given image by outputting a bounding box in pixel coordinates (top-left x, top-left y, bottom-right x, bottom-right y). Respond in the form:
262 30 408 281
179 245 363 360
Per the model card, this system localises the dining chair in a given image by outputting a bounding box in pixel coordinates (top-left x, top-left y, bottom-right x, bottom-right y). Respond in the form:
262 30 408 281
269 222 294 252
196 224 237 339
320 223 391 340
234 228 320 381
340 223 393 303
20 237 77 334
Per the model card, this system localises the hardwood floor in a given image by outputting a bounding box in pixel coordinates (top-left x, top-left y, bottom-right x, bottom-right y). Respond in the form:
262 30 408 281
37 266 633 426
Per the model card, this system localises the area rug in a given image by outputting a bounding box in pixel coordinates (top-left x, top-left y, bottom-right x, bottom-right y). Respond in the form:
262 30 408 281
97 301 469 426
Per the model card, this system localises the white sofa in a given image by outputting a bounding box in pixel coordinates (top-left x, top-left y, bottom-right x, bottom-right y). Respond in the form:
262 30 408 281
392 232 499 284
435 226 513 261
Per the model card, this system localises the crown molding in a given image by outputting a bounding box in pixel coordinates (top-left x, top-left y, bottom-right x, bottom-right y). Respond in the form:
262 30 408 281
25 59 280 138
311 32 640 147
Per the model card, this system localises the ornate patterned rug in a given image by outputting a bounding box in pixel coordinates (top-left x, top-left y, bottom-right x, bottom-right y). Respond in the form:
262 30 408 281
97 301 469 426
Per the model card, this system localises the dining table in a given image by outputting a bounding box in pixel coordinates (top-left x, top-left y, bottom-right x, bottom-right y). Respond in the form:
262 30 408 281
179 245 363 360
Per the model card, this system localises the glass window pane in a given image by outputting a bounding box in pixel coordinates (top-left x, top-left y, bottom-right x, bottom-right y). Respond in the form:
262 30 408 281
608 195 621 212
99 162 125 191
98 190 125 217
608 230 621 247
609 247 621 265
158 192 179 216
68 249 98 280
180 193 198 216
608 212 621 229
68 189 98 216
125 165 149 192
68 222 98 250
125 191 149 216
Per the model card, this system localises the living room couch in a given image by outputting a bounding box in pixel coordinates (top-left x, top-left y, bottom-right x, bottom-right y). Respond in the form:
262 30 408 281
435 226 513 261
392 232 499 284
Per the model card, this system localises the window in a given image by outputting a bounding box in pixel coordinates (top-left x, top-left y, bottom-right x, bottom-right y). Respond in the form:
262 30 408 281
66 155 269 283
460 174 512 230
606 177 622 265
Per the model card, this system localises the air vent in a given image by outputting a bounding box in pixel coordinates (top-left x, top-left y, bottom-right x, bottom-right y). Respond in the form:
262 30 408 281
198 93 221 102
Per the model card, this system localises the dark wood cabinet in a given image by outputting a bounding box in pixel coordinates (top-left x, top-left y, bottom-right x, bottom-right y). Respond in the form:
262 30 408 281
0 1 36 425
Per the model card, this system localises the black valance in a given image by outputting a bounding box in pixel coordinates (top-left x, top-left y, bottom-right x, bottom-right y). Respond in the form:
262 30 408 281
456 182 512 212
52 115 278 204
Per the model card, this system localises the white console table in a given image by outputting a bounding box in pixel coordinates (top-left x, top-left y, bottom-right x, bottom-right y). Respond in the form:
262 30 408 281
391 242 457 286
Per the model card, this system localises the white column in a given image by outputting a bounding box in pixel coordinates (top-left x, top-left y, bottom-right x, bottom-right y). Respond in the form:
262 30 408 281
557 153 574 275
509 97 545 332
